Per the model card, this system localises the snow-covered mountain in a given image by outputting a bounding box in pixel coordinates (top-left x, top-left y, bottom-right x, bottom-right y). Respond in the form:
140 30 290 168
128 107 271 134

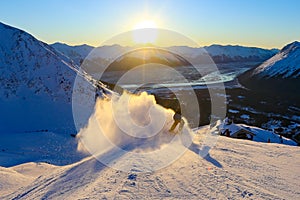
89 44 131 61
205 44 278 63
168 45 278 63
0 22 92 133
0 22 299 199
51 43 129 65
51 43 278 66
51 42 94 65
238 41 300 95
251 41 300 78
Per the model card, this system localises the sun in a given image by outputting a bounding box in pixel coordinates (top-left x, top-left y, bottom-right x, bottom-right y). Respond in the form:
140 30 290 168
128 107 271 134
132 20 158 44
134 20 157 29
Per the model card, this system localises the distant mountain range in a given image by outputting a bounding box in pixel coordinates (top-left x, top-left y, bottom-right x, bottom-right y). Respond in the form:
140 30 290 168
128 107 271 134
51 42 279 67
0 21 298 133
51 42 94 65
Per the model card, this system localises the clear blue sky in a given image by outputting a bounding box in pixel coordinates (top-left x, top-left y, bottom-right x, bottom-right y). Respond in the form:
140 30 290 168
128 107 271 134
0 0 299 48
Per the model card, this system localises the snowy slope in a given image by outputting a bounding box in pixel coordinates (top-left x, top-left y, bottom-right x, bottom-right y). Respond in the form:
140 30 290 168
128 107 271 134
238 41 300 94
0 82 299 199
0 131 85 167
0 166 33 197
1 130 299 199
0 162 60 197
0 22 98 133
251 41 300 78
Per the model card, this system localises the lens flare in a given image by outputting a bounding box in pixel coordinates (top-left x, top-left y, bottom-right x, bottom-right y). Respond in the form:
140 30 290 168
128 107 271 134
133 20 158 44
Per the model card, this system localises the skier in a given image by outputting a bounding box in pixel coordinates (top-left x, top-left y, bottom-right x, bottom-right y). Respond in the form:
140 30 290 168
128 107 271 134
169 109 184 133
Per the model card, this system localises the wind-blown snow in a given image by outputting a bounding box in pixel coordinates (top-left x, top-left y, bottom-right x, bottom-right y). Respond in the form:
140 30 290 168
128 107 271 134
77 91 193 171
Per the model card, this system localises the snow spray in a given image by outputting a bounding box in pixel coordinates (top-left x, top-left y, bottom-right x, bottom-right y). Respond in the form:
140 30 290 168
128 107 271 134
72 29 227 172
77 91 194 172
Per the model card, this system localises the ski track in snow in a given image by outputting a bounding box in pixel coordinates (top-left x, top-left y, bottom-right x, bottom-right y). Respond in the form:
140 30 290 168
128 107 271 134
1 130 299 200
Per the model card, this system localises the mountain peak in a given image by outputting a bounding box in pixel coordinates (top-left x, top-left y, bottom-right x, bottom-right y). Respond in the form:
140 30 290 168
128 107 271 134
238 41 300 95
0 21 80 133
52 42 94 48
0 21 28 36
249 41 300 79
280 41 300 53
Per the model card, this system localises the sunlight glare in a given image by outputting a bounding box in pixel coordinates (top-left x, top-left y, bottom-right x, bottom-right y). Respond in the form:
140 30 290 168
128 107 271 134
134 20 157 29
133 20 158 44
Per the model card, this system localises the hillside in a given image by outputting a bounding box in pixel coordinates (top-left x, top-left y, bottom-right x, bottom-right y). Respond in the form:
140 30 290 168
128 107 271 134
1 128 299 199
205 45 278 63
0 22 99 133
251 41 300 78
238 41 300 96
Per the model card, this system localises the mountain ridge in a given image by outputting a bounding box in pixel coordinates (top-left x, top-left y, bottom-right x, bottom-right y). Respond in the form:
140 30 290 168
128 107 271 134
250 41 300 79
238 41 300 97
0 22 86 133
51 42 278 66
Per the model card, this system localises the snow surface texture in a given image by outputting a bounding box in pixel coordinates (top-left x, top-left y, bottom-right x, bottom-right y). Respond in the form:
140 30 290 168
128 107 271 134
1 129 299 199
0 22 99 133
0 22 76 102
0 131 85 167
252 41 300 78
0 22 77 133
1 90 298 199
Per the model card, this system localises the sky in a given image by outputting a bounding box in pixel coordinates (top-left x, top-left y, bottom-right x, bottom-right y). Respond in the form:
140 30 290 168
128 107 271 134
0 0 300 49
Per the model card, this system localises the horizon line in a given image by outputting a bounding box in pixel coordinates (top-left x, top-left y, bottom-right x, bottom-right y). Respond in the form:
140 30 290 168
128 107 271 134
1 21 296 51
51 41 284 50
